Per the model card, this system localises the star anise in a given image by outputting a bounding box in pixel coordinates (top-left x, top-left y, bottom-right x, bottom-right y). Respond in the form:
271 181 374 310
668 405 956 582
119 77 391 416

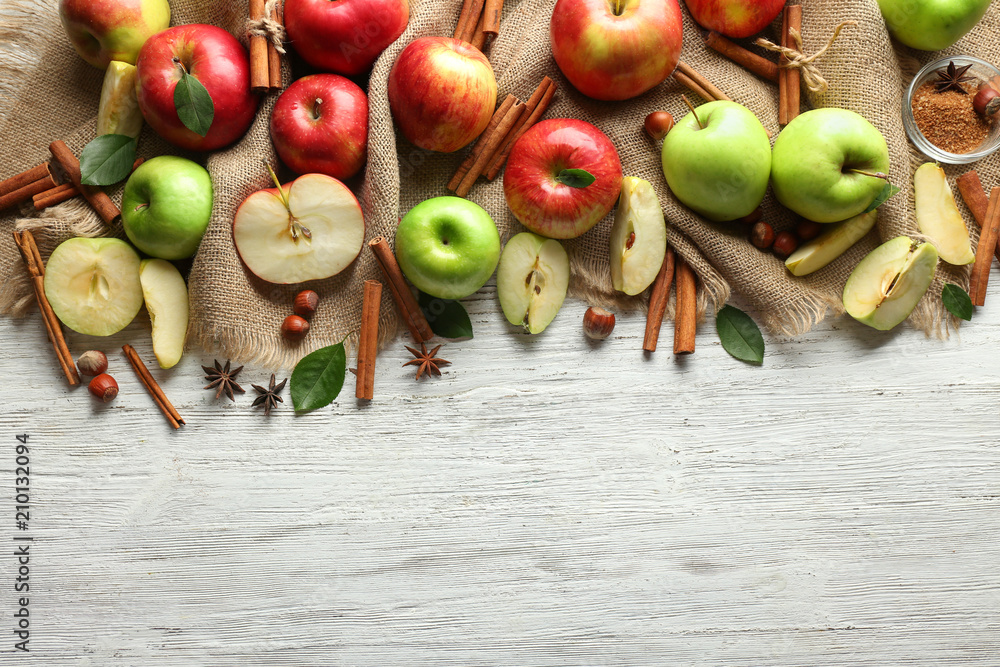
251 374 286 416
403 343 450 380
202 359 245 401
935 61 975 93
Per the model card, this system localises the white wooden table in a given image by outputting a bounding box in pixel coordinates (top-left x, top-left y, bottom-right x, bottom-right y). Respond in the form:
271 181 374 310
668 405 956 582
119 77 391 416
2 278 999 664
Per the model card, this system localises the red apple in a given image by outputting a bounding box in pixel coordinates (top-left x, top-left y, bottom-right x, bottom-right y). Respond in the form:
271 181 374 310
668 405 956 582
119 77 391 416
270 74 368 180
135 24 259 152
685 0 786 39
550 0 683 101
284 0 409 76
59 0 170 69
388 36 497 153
503 118 623 240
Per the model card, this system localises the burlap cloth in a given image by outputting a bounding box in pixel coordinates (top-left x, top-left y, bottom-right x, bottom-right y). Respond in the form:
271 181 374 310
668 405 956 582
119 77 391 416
3 0 999 368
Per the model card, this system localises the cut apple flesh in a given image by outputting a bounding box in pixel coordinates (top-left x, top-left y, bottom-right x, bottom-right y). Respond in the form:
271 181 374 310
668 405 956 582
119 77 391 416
497 232 570 334
43 237 144 336
843 236 938 331
785 210 877 276
914 163 974 266
139 258 189 369
97 60 143 139
610 176 667 295
233 173 365 284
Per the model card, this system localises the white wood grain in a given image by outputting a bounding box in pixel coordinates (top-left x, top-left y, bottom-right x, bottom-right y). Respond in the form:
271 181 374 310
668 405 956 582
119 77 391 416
3 275 1000 664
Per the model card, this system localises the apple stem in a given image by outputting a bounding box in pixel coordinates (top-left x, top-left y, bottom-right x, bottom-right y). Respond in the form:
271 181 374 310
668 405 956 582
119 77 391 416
682 95 706 130
264 160 291 210
847 169 889 181
614 0 622 15
172 56 188 76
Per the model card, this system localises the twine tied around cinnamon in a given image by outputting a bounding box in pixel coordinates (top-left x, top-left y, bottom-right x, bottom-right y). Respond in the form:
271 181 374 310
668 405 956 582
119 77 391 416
246 0 287 54
756 20 857 94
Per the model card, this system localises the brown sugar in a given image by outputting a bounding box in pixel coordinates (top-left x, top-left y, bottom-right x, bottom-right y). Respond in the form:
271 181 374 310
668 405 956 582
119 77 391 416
912 81 993 154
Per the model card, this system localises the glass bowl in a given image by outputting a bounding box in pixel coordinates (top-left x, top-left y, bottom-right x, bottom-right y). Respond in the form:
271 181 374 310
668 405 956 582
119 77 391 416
902 55 1000 164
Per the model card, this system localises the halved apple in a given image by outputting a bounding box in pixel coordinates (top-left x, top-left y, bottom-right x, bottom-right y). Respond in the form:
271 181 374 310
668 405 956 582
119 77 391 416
97 61 143 139
139 259 188 369
610 176 667 295
497 232 570 334
233 173 365 284
43 237 144 336
914 163 974 266
785 210 878 276
843 236 938 331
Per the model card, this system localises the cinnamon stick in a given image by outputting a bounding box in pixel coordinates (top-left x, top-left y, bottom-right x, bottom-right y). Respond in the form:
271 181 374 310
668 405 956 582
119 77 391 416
33 158 144 211
485 77 557 180
355 279 382 400
459 0 487 43
454 0 476 39
11 230 80 386
48 140 120 224
368 237 434 343
673 257 696 355
704 31 779 83
482 0 503 36
470 11 489 51
455 101 524 197
643 247 676 353
249 0 269 93
956 171 1000 263
448 94 517 192
780 3 802 125
0 172 57 210
0 163 49 197
674 70 714 102
968 186 1000 306
122 344 184 429
268 3 282 90
676 61 731 102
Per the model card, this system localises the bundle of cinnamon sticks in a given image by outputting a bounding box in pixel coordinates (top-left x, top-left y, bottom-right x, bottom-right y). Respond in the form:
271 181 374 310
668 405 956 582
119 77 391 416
643 248 698 355
454 0 504 51
957 171 1000 306
249 0 282 92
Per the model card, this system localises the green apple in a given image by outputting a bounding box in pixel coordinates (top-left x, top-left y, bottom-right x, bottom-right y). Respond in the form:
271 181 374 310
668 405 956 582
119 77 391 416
785 210 878 276
139 259 189 369
771 108 891 224
610 176 667 295
394 196 501 300
122 156 214 260
914 163 974 265
497 232 570 334
661 100 771 222
877 0 991 51
43 237 144 336
843 236 938 331
97 60 143 138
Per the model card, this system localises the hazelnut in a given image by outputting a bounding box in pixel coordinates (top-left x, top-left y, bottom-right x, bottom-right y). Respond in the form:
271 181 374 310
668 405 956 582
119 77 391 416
281 314 310 341
644 111 674 141
772 231 799 259
738 207 763 225
795 219 823 241
750 221 775 250
583 306 615 340
88 373 118 402
974 86 1000 117
76 350 108 376
293 289 319 318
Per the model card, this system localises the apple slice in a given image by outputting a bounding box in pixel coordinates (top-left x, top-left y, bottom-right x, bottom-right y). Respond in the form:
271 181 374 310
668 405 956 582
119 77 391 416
785 210 878 276
914 163 975 266
610 176 667 295
97 61 143 139
497 232 570 334
43 237 144 336
233 172 365 284
139 259 189 369
843 236 939 331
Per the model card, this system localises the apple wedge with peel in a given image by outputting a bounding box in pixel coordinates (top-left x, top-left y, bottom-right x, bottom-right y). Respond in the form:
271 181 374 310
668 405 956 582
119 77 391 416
233 172 365 284
610 176 667 295
843 236 938 331
43 237 144 336
497 232 570 334
139 259 189 369
785 210 878 277
97 61 143 139
914 163 974 266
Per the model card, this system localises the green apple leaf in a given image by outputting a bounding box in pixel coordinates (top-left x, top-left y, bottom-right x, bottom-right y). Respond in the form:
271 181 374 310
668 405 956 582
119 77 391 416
555 168 596 188
862 182 902 214
716 305 764 364
290 341 346 412
418 291 474 339
942 283 973 321
79 134 137 186
174 69 214 138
